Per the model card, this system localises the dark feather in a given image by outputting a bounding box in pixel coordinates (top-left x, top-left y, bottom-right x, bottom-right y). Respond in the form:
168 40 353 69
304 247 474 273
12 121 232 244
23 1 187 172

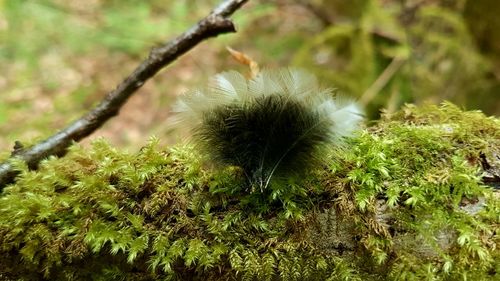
173 69 363 189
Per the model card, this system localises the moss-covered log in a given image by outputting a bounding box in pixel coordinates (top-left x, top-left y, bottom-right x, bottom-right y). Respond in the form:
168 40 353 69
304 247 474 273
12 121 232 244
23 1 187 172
0 103 499 280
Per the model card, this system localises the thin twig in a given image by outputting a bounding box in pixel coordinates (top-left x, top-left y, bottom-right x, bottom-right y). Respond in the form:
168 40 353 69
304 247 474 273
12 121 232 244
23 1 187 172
0 0 249 191
359 56 406 106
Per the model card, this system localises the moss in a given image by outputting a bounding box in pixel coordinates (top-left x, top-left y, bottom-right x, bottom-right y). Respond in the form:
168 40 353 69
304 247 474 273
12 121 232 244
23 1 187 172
0 103 499 280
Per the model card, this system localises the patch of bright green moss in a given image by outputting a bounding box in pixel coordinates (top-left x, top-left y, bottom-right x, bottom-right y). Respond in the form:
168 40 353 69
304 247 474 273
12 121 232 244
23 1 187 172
0 103 498 280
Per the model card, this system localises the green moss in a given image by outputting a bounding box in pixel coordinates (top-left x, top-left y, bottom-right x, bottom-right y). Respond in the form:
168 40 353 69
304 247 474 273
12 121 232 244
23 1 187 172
0 103 499 280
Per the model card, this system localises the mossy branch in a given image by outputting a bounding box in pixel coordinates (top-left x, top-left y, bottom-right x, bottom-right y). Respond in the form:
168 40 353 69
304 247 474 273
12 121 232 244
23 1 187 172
0 103 498 280
0 0 249 191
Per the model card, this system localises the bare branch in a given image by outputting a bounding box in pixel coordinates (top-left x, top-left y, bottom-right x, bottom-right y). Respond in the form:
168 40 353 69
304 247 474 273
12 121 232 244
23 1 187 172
0 0 249 191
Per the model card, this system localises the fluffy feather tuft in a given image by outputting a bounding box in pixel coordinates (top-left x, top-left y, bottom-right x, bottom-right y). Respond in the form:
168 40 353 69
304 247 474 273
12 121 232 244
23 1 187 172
173 68 363 190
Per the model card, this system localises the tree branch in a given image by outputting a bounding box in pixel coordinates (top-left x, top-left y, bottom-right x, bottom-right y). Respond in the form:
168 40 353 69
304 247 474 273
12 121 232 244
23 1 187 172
0 0 249 191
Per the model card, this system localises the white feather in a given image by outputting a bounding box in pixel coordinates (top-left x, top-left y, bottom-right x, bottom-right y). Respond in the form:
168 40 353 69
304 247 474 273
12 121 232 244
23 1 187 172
212 71 249 103
322 99 364 140
173 68 364 142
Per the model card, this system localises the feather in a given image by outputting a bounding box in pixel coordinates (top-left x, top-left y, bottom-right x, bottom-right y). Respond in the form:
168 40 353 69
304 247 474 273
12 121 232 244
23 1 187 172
173 68 363 190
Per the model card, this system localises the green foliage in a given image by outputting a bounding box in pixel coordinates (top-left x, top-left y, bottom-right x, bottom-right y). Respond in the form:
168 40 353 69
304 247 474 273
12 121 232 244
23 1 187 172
1 1 199 61
292 0 498 118
0 104 499 280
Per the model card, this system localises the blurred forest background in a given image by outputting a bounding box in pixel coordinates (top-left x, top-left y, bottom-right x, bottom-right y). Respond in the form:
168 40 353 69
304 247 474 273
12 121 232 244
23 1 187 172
0 0 499 154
